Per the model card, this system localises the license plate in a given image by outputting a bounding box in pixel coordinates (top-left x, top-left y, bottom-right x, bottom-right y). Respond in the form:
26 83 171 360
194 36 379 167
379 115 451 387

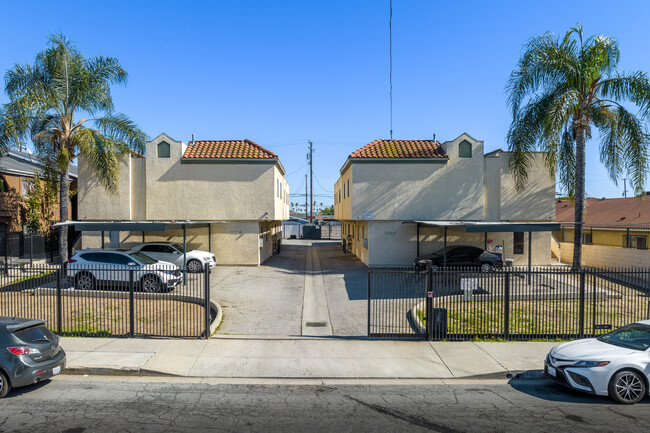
52 365 61 375
547 365 556 377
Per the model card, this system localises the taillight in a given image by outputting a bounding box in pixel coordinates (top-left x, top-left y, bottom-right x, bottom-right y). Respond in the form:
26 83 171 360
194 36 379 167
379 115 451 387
68 258 77 263
7 347 41 355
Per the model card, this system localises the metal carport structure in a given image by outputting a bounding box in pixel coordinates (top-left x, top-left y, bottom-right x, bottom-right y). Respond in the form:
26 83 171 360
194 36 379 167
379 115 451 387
54 220 225 281
404 221 561 280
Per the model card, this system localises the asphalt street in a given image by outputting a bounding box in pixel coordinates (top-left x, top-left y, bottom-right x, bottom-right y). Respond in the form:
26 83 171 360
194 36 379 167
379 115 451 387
1 376 648 432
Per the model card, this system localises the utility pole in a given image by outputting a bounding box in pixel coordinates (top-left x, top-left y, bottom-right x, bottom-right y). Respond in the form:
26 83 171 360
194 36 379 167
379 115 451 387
305 174 308 221
308 140 314 223
623 178 627 198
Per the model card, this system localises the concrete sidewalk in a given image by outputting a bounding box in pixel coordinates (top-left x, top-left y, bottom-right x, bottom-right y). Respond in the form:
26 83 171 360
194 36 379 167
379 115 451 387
60 337 557 379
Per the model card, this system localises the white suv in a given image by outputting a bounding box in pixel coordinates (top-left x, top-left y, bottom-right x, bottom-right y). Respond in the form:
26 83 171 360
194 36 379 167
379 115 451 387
131 243 216 273
67 249 182 293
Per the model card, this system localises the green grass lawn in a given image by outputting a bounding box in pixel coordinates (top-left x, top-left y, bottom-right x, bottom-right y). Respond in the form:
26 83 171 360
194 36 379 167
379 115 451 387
418 296 650 337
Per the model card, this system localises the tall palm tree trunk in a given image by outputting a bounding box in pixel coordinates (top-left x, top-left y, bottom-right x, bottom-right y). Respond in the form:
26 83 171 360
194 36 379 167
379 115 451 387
572 123 587 270
59 168 69 264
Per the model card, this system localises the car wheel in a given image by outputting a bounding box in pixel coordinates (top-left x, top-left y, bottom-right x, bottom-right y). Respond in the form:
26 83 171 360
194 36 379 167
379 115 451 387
75 272 96 291
609 370 646 404
187 259 203 273
480 263 493 273
141 275 162 293
0 370 11 398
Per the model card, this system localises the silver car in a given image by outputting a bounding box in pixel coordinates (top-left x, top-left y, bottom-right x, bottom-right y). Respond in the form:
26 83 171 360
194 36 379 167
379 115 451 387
67 249 182 293
131 242 216 273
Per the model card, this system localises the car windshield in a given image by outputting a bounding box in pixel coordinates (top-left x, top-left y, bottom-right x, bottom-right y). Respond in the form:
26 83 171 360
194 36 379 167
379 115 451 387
597 323 650 351
172 243 186 253
128 251 157 265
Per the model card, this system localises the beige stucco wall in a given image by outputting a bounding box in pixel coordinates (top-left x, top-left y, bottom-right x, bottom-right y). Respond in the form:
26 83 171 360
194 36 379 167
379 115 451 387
143 134 279 221
366 221 417 266
347 134 484 221
559 242 650 268
272 166 290 221
334 165 353 220
78 155 132 220
130 157 146 220
496 152 555 221
483 156 501 221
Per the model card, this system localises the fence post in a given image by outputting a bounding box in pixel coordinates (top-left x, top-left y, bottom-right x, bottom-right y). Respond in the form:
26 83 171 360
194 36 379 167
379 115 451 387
204 265 210 339
56 265 62 335
579 270 585 339
426 261 434 341
367 271 371 337
4 235 7 276
129 269 135 338
504 272 510 340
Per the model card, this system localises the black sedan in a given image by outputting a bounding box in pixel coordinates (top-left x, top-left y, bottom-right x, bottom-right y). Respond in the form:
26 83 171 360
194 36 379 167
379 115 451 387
414 245 503 272
0 317 66 398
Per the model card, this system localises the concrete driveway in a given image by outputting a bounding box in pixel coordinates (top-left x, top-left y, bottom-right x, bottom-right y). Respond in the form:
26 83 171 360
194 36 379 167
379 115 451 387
210 239 367 337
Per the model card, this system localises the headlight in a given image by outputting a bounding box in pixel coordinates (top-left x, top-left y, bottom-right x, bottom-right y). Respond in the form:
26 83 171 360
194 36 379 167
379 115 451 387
163 270 177 276
573 360 610 367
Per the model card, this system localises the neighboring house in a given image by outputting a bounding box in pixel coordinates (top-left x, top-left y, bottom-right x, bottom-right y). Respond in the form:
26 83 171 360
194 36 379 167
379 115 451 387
77 133 289 265
333 133 556 266
0 149 78 237
554 197 650 268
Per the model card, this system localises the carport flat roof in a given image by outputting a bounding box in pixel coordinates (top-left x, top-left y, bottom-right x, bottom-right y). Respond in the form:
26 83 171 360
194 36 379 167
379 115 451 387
53 220 226 232
404 220 561 232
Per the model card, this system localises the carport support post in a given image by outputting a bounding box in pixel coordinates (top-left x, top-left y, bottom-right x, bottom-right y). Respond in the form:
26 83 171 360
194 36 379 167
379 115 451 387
416 223 420 257
101 231 105 249
484 232 487 250
208 224 212 253
142 231 145 243
528 232 533 286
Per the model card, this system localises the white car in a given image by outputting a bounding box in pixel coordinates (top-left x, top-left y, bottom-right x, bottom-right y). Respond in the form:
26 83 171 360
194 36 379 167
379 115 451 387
131 242 216 273
544 320 650 404
67 249 182 293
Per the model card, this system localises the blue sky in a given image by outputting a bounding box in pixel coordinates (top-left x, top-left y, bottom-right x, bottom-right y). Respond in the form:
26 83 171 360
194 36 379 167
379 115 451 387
2 0 650 207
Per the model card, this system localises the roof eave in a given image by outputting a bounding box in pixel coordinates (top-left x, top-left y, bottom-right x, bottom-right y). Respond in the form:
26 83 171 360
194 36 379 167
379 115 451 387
340 157 449 174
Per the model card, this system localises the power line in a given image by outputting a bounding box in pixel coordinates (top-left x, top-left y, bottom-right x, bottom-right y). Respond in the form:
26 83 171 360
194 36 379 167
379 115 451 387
285 163 309 176
389 0 393 140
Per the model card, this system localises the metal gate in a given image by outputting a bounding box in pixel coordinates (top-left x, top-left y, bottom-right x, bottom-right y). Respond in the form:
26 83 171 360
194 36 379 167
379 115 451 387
367 267 427 338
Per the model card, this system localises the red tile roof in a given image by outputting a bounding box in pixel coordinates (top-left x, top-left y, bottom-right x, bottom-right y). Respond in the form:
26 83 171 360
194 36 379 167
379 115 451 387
556 197 650 227
349 139 448 159
183 139 278 159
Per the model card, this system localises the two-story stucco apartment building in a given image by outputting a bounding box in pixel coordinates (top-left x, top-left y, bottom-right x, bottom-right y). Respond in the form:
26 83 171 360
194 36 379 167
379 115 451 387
77 133 289 265
334 133 556 266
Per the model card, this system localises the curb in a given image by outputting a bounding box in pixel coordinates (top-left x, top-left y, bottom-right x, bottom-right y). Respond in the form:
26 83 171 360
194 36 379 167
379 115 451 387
60 366 547 381
61 366 179 377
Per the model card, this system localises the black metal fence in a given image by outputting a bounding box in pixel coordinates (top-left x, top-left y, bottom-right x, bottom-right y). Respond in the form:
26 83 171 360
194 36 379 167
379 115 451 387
0 263 213 339
368 265 650 340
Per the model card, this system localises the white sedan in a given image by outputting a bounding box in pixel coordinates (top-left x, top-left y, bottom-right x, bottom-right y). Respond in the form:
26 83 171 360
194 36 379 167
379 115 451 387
544 320 650 404
131 242 216 273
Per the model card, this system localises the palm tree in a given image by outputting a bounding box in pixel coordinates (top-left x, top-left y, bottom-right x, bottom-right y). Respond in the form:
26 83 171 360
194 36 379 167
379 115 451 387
506 24 650 269
0 34 146 262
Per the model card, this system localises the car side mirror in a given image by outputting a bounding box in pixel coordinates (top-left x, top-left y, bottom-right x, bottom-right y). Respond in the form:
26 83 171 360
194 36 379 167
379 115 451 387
127 262 137 267
173 251 180 255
